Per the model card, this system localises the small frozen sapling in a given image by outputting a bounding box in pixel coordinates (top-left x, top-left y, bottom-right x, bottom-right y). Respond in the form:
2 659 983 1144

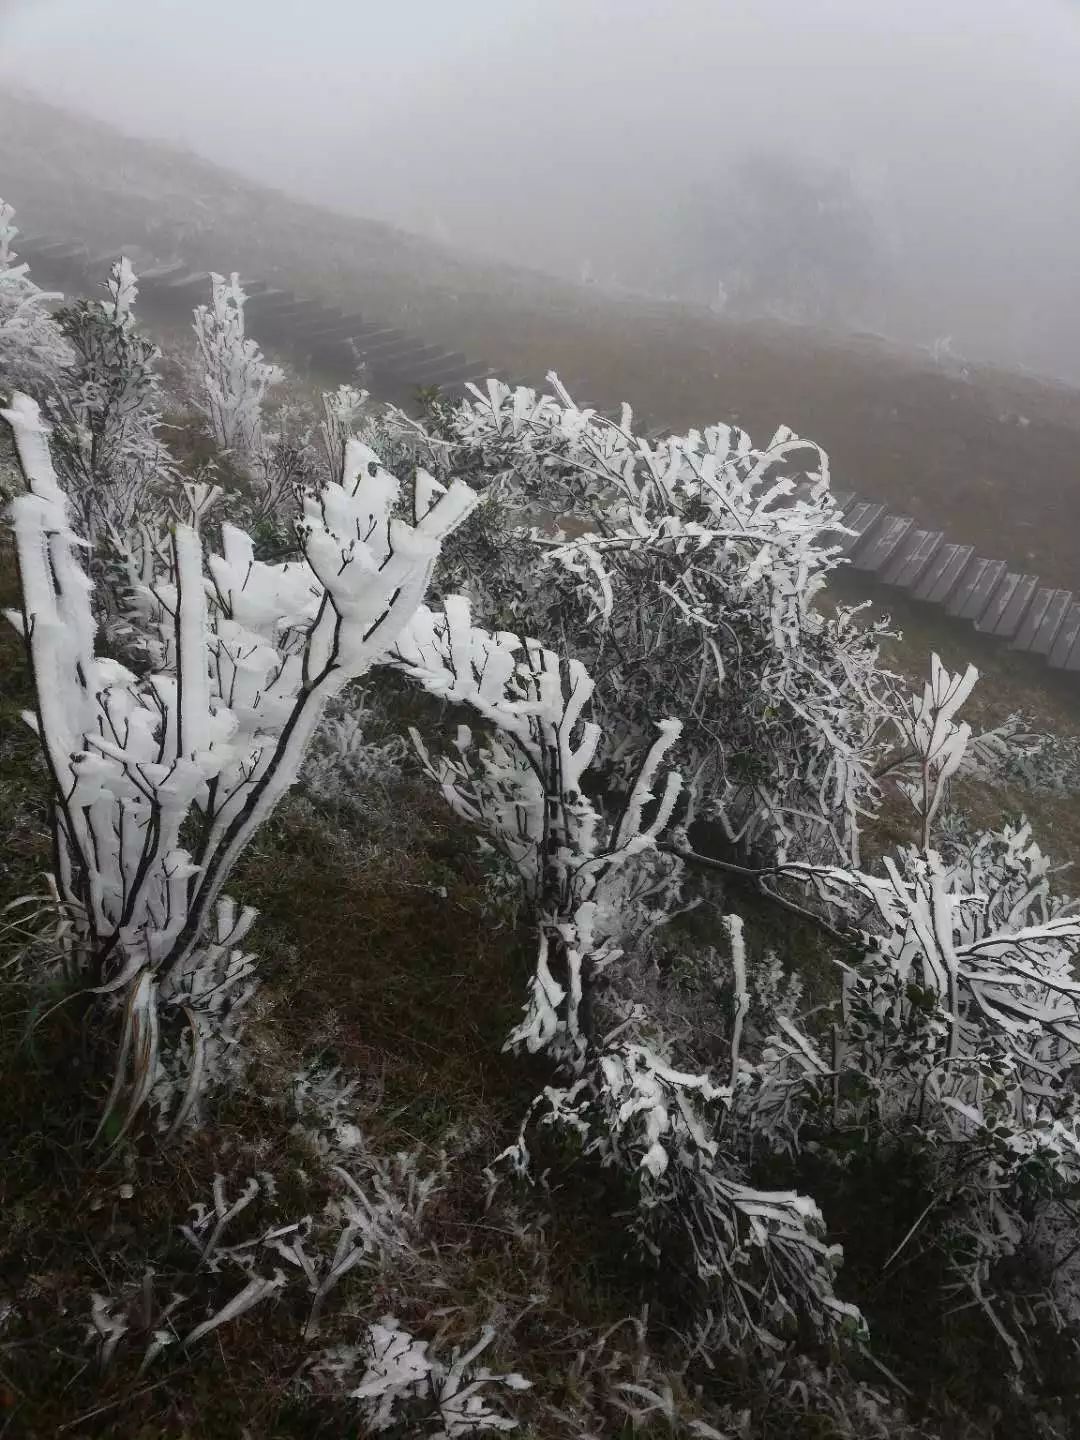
192 272 283 458
0 200 73 402
48 256 174 545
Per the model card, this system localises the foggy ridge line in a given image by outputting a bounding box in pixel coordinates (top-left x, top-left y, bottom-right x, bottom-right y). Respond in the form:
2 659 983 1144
18 232 1080 680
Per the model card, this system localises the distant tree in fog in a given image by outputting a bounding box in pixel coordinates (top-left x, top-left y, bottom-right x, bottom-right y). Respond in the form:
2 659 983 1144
674 152 883 326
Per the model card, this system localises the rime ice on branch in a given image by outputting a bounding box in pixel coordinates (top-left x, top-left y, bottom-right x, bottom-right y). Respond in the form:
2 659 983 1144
0 198 72 400
192 272 283 457
3 391 475 1137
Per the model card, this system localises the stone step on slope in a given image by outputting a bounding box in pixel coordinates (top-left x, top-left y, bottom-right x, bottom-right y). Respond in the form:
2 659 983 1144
818 489 859 546
26 237 85 259
349 329 413 358
159 270 213 301
1048 603 1080 669
282 304 348 334
852 514 914 573
295 315 373 344
913 544 974 603
839 501 887 555
243 288 299 313
257 311 346 344
1029 589 1073 656
1012 587 1056 651
355 337 435 367
979 573 1036 636
246 298 319 324
258 302 339 333
947 557 1007 619
308 329 406 365
880 528 944 588
373 345 459 378
403 352 473 384
138 261 190 287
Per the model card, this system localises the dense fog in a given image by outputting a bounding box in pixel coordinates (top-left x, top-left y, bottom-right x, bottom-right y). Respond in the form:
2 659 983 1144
2 0 1079 379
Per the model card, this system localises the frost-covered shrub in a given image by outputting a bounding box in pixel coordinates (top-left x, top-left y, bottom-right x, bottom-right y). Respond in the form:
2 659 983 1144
243 402 320 534
384 376 898 869
0 200 72 401
301 689 408 814
384 381 1080 1377
192 272 283 458
719 661 1080 1369
320 383 369 481
3 392 475 1136
316 1318 530 1436
392 597 860 1352
48 257 174 545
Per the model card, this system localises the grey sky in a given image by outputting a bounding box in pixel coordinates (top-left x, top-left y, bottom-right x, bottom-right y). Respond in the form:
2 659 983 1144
2 0 1079 377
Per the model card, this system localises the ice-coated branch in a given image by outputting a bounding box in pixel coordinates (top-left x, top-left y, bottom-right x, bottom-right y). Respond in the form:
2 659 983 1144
395 593 862 1352
0 198 72 400
3 394 476 1135
192 272 283 457
47 256 174 545
385 373 897 870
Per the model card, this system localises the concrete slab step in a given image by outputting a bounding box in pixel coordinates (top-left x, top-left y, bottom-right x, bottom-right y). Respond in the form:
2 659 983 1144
403 353 472 383
374 345 455 377
947 557 1006 619
281 305 342 332
852 514 913 573
1012 587 1055 650
1030 589 1073 655
29 238 85 258
244 288 298 311
880 528 942 588
973 571 1017 633
989 574 1039 639
957 558 1009 622
160 270 212 298
350 331 413 358
914 544 974 603
296 317 369 343
840 501 887 555
139 260 189 285
1049 603 1080 669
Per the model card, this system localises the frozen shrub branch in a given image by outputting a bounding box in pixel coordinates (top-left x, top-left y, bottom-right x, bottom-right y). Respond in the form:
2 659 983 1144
192 272 283 458
0 198 72 402
3 392 475 1135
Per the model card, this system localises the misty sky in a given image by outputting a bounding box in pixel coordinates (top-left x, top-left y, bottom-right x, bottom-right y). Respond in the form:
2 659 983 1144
2 0 1080 378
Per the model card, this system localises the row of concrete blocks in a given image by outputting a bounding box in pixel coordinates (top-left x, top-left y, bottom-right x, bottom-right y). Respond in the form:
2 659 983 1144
14 234 526 397
830 491 1080 672
15 234 675 433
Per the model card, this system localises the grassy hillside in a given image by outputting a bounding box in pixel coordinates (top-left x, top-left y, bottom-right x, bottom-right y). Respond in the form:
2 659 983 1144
3 242 1080 1434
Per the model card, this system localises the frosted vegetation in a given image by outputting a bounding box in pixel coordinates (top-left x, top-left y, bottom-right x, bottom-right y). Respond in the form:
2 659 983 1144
2 198 1080 1437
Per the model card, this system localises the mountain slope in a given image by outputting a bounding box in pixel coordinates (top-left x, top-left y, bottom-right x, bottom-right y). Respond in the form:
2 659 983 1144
2 84 1078 588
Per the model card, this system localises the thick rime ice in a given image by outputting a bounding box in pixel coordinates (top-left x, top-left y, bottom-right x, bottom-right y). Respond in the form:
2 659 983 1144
3 392 475 1139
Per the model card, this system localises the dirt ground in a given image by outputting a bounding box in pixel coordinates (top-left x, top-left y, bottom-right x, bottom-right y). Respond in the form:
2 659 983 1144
3 86 1078 589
